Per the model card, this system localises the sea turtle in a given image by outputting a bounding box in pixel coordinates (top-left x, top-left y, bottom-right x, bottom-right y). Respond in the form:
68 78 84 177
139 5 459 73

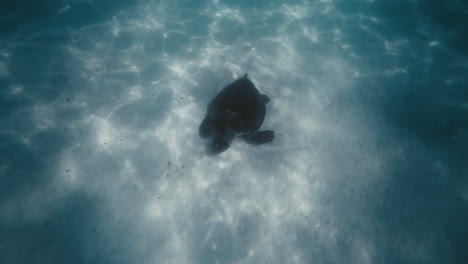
199 74 274 154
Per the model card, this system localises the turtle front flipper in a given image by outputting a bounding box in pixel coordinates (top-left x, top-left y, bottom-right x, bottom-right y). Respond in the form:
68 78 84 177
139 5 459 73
199 117 216 138
241 130 274 145
209 130 236 154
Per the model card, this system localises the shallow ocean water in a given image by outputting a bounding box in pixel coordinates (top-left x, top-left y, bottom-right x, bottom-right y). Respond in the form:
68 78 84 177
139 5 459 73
1 0 467 263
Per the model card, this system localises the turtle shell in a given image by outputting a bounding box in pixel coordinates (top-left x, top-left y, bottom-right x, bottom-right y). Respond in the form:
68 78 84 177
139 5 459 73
203 75 266 135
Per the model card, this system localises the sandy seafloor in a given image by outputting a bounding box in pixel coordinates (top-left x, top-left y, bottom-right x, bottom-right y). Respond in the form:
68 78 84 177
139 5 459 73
1 0 468 263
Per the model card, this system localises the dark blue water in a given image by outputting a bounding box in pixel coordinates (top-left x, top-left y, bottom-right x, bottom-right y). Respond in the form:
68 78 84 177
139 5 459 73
1 0 467 263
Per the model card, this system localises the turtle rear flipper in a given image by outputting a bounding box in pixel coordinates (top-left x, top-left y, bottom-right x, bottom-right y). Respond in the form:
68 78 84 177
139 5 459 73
241 130 274 145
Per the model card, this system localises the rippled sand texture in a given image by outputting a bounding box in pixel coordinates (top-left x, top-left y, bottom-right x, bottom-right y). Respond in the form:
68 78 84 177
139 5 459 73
1 0 467 263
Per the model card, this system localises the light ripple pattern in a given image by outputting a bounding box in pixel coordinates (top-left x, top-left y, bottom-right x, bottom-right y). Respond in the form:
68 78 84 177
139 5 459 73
1 0 467 263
